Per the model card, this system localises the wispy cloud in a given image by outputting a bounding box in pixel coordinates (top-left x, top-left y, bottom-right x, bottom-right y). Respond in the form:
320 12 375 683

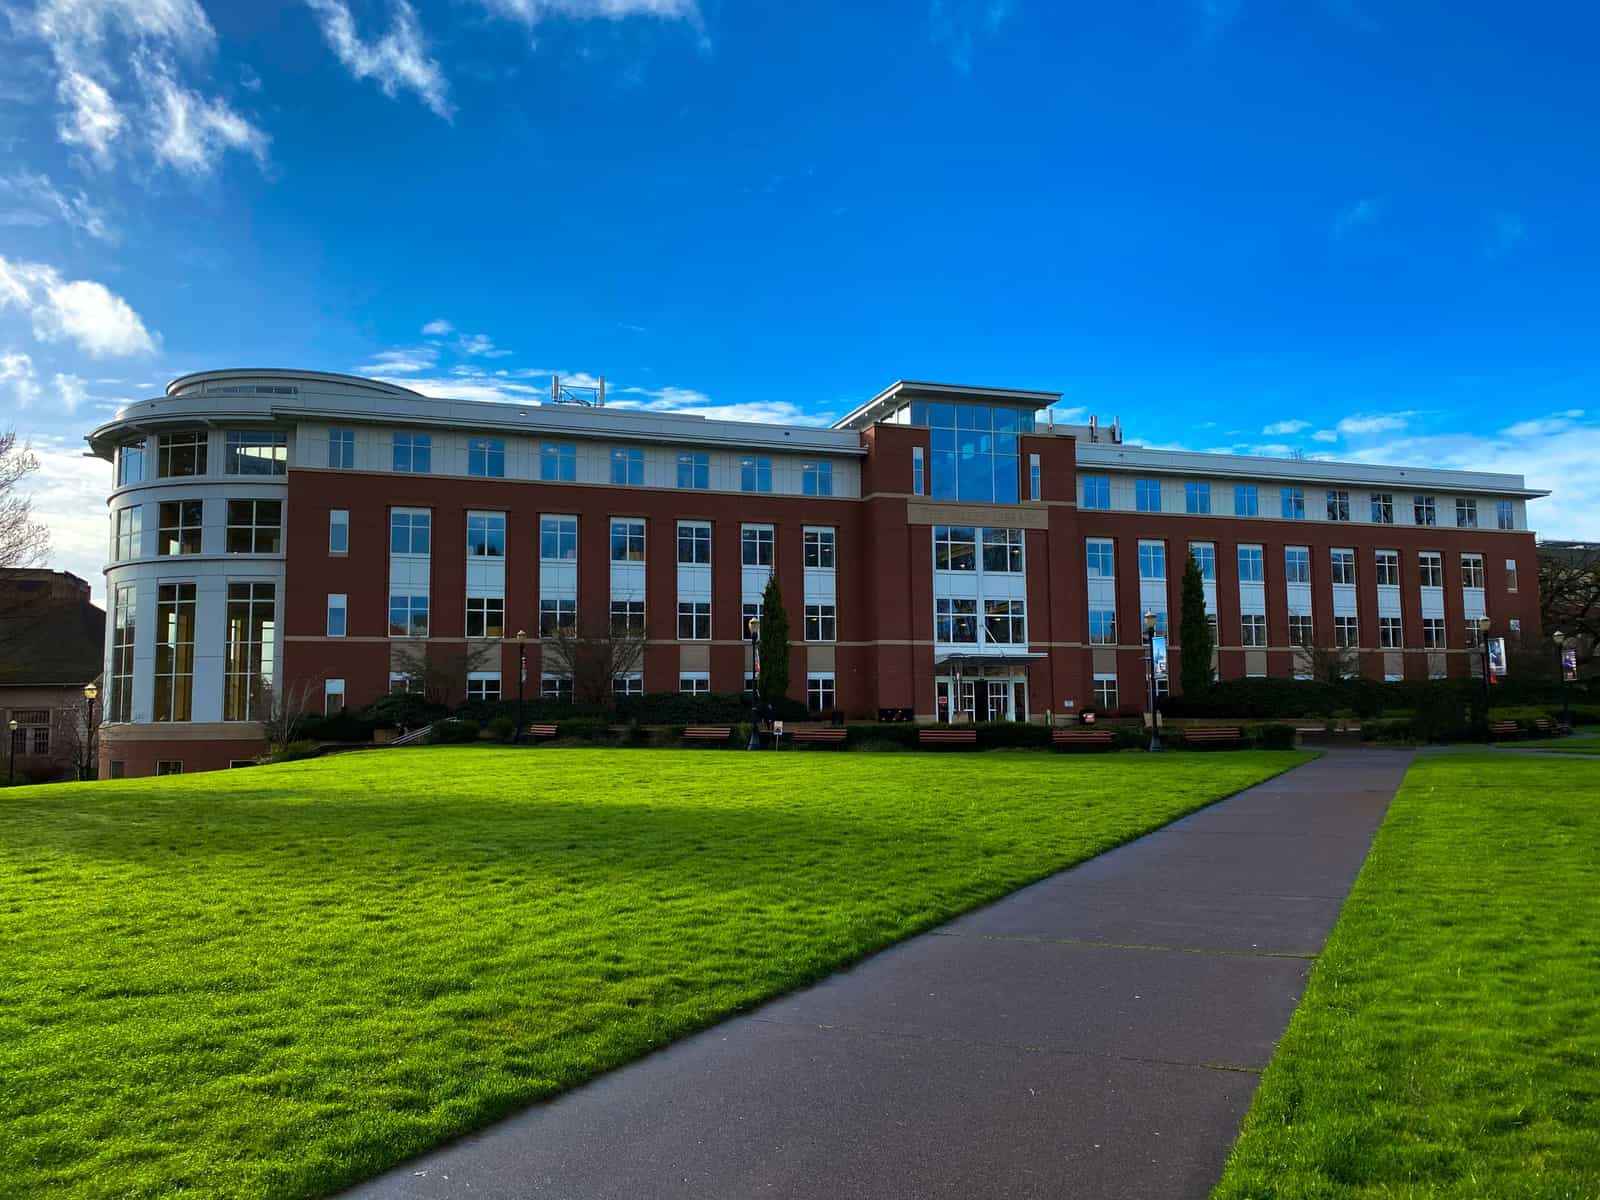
458 332 513 358
1502 409 1584 439
0 254 159 357
421 317 454 336
471 0 701 27
304 0 453 120
0 171 117 241
929 0 1011 73
1310 429 1338 443
141 58 270 174
1332 196 1380 239
359 347 438 374
1263 418 1310 435
1 352 43 409
13 435 114 605
1336 412 1409 436
1484 208 1528 260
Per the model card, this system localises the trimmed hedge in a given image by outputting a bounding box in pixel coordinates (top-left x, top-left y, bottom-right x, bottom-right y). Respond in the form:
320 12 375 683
1165 676 1598 721
426 718 481 745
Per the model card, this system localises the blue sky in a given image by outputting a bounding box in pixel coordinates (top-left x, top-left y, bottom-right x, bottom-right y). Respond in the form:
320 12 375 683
3 0 1598 601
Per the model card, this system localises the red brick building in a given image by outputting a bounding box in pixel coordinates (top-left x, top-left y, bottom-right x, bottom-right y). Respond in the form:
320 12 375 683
88 370 1546 776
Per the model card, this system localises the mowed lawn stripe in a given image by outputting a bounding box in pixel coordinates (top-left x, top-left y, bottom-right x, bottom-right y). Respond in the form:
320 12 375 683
1213 754 1600 1200
2 747 1304 1200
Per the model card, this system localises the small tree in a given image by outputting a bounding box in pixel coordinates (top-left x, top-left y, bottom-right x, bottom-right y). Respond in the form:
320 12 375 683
1295 632 1356 686
757 573 790 703
258 677 322 752
1177 553 1213 694
542 616 649 707
53 700 101 781
391 643 496 706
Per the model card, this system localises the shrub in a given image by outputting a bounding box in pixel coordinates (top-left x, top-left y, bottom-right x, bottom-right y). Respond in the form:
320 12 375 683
486 715 517 743
854 737 909 753
1251 723 1297 750
555 719 613 743
617 691 810 725
843 724 922 751
1411 690 1472 744
364 693 449 730
297 710 378 743
426 718 481 745
1361 719 1413 743
974 721 1052 750
269 740 321 763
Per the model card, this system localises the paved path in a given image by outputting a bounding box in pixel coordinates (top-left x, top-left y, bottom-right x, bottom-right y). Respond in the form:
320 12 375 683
343 749 1411 1200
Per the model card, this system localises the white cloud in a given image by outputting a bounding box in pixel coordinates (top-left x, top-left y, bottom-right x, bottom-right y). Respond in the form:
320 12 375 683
141 59 270 174
421 317 454 336
458 332 513 358
1310 429 1338 443
1333 196 1380 238
304 0 453 120
1502 410 1585 439
1 352 43 408
52 372 89 413
1336 412 1409 436
928 0 1010 73
0 171 117 241
612 384 832 426
1262 418 1310 435
360 347 438 374
56 69 125 165
374 373 543 405
0 255 159 357
471 0 700 25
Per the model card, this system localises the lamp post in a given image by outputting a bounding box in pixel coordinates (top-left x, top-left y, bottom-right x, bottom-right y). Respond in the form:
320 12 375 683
1478 615 1493 718
6 718 16 787
82 682 98 781
515 630 527 744
747 617 762 750
1554 630 1571 729
1144 609 1162 752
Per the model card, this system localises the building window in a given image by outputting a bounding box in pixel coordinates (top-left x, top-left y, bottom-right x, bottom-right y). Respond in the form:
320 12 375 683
1093 675 1117 709
1189 542 1215 580
676 452 709 490
1375 549 1400 587
9 711 49 756
467 512 506 558
1379 616 1403 648
539 516 577 561
223 582 276 721
540 442 576 483
329 428 355 469
613 673 644 697
1496 499 1515 531
1241 614 1267 647
390 510 431 555
155 760 184 776
1285 547 1310 584
982 528 1024 573
1331 548 1356 585
1086 539 1115 580
389 672 419 695
1505 558 1519 592
466 596 505 639
157 432 207 478
912 446 925 496
154 582 197 721
226 499 283 554
1082 475 1111 510
679 673 711 695
802 461 834 497
1419 552 1443 589
158 500 203 556
468 437 506 478
1414 495 1437 526
984 599 1026 644
1326 490 1350 522
1454 498 1478 528
1422 617 1446 648
1138 541 1166 581
1184 481 1210 514
224 431 287 476
1028 453 1041 501
326 509 349 555
539 598 575 638
611 447 644 486
1289 614 1314 645
541 674 574 702
804 603 836 642
393 433 431 474
611 519 646 562
389 595 429 638
610 600 646 634
113 506 142 562
935 598 978 643
324 678 346 715
1461 553 1486 589
1135 478 1162 513
1088 609 1117 644
741 525 774 567
677 521 711 564
742 601 763 629
1280 487 1305 520
1238 545 1264 582
108 583 136 723
803 527 835 568
933 525 977 571
1334 615 1359 648
807 673 836 712
117 439 146 486
918 401 1025 503
327 593 347 637
1371 492 1394 524
466 673 501 702
677 601 711 640
740 456 773 493
1233 484 1259 517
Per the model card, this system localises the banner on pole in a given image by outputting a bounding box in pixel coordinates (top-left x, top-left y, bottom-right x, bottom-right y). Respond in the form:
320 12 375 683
1563 646 1578 683
1151 634 1169 680
1487 637 1508 677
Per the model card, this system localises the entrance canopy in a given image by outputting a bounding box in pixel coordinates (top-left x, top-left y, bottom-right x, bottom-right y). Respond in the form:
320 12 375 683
933 652 1046 671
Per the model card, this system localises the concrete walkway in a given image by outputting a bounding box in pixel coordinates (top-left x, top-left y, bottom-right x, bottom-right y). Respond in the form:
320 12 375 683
344 749 1411 1200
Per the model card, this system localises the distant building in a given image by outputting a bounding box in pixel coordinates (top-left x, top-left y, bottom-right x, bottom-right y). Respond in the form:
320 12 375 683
0 570 106 782
86 369 1547 776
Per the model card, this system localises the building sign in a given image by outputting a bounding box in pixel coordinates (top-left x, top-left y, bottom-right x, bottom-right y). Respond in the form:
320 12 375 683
1151 634 1169 680
1563 646 1579 683
1487 637 1508 677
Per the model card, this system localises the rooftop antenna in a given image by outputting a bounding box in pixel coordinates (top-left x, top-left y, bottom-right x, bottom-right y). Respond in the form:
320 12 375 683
550 374 606 407
1088 414 1099 442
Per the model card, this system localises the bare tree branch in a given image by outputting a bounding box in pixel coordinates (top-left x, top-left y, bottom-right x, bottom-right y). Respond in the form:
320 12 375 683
0 428 50 571
541 617 649 706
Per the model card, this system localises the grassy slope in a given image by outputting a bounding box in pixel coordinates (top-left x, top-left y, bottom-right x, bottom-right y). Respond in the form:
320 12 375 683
0 747 1303 1200
1214 755 1600 1200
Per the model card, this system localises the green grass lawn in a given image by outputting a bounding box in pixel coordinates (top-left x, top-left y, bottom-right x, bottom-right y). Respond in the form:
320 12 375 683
0 747 1303 1200
1214 754 1600 1200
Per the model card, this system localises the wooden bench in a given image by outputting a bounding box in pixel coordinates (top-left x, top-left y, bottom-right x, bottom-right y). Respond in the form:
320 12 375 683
1052 729 1114 749
1532 717 1561 736
791 728 848 748
525 723 558 740
1183 726 1245 748
683 726 732 743
919 727 977 747
1487 720 1520 739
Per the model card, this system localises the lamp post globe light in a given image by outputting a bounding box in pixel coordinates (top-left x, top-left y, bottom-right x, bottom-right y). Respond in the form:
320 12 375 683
1478 615 1493 717
1554 630 1571 729
6 718 16 787
515 630 527 745
1144 609 1162 752
82 682 99 781
747 617 762 751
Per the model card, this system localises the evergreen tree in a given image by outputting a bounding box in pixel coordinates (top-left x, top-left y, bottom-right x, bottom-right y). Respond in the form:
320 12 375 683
757 573 791 703
1178 552 1214 694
